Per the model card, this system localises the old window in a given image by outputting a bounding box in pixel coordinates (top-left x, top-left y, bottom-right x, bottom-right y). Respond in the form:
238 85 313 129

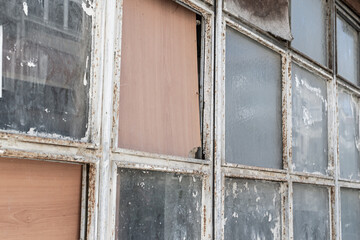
113 0 213 239
225 26 282 169
293 184 330 239
224 178 284 239
118 0 202 158
291 0 328 66
215 1 359 239
291 63 329 175
338 89 360 180
336 14 359 85
340 188 360 239
116 169 202 239
0 0 92 139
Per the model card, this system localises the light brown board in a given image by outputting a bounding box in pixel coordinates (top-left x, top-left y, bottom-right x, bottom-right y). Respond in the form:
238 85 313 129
119 0 201 158
0 158 82 240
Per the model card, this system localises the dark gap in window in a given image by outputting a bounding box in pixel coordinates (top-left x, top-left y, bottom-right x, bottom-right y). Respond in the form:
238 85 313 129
196 13 203 160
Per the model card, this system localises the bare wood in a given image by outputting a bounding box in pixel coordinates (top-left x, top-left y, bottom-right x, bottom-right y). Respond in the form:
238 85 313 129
0 158 82 240
119 0 201 157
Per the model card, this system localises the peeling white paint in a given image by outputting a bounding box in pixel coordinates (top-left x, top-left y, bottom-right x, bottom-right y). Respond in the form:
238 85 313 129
23 2 28 16
82 2 94 16
27 61 36 68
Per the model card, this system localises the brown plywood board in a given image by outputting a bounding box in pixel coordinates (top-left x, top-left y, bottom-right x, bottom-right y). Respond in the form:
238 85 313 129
343 0 360 15
0 158 82 240
119 0 201 157
224 0 292 40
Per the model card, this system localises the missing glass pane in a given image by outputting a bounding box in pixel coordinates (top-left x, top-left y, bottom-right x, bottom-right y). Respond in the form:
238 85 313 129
118 0 203 158
0 0 92 139
116 168 202 240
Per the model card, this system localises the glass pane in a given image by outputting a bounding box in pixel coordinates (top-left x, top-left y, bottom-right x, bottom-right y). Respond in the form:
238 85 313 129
291 0 327 66
293 184 330 240
338 90 360 180
117 169 202 240
224 178 282 239
292 64 328 174
341 188 360 240
225 27 282 169
337 16 359 85
0 1 92 139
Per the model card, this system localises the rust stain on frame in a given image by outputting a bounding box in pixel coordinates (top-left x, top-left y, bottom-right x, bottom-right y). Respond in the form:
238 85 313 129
0 158 82 240
118 0 201 157
224 0 292 40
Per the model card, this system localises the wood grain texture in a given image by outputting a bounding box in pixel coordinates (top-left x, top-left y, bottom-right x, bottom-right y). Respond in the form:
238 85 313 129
343 0 360 15
119 0 201 157
0 158 82 240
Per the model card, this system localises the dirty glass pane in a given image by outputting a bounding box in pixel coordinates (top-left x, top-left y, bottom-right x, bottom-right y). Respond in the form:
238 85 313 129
291 0 327 66
224 178 282 240
0 1 92 139
341 188 360 240
292 64 328 174
225 27 282 169
338 90 360 180
117 169 202 240
293 184 330 240
337 16 359 85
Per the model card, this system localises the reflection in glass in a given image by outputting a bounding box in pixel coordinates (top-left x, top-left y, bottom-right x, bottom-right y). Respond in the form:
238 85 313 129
293 184 329 240
292 64 328 174
0 0 92 139
341 188 360 240
337 16 359 85
339 90 360 180
291 0 327 66
225 27 282 169
224 178 282 240
117 169 202 240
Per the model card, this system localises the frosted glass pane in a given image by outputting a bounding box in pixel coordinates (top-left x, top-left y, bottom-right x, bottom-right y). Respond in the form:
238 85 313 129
225 27 282 169
224 178 282 240
338 90 360 180
337 16 359 85
117 169 202 240
293 184 330 240
291 0 327 66
292 64 328 174
341 188 360 240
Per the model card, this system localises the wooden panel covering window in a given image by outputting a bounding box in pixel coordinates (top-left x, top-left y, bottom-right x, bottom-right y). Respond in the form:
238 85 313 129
0 158 82 240
119 0 201 157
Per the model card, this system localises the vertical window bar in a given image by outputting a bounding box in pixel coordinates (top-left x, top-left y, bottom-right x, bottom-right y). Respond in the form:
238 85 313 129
44 0 49 21
64 0 69 29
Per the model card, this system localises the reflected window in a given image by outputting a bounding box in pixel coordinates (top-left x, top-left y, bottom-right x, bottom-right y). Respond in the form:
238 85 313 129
293 184 330 240
0 0 92 139
117 169 202 240
224 178 283 239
